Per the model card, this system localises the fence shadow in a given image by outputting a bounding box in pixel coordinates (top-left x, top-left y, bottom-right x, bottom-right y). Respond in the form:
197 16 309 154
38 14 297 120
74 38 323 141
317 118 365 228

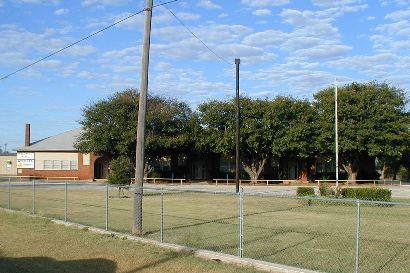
0 256 117 273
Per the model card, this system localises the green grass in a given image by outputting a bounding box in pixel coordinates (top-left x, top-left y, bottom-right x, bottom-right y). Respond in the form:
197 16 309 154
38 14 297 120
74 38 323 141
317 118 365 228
0 185 409 273
0 209 265 273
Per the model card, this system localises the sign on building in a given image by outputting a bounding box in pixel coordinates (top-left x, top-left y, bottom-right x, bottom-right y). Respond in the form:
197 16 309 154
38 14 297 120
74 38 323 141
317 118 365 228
17 152 35 169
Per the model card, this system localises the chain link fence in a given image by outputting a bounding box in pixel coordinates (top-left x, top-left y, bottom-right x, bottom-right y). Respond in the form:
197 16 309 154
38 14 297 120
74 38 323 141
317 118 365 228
0 179 409 273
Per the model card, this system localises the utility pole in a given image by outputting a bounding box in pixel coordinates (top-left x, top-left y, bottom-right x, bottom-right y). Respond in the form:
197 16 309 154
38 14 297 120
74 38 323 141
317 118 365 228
334 79 339 188
133 0 153 235
235 58 240 193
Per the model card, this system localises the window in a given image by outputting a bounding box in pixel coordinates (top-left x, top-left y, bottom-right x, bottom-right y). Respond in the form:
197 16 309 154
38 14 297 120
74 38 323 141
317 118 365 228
52 160 61 170
43 160 52 170
43 159 77 170
61 160 69 170
70 160 78 170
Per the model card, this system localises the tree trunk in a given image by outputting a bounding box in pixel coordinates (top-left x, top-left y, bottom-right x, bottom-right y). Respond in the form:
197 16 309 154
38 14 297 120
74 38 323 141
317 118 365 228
144 162 153 178
242 158 267 183
342 162 359 184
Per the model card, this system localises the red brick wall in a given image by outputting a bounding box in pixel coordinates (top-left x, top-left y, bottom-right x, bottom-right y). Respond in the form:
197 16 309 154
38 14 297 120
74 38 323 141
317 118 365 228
19 153 100 181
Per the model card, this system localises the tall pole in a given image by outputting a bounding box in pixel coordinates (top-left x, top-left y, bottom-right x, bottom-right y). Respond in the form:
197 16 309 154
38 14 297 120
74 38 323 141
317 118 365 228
334 79 339 188
133 0 153 235
235 58 240 193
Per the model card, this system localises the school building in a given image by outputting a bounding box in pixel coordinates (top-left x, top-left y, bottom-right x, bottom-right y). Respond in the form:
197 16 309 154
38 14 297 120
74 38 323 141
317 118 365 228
16 124 109 180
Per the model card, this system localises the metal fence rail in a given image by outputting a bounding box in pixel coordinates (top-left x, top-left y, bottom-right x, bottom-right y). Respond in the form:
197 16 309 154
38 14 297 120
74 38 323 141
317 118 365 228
0 181 409 273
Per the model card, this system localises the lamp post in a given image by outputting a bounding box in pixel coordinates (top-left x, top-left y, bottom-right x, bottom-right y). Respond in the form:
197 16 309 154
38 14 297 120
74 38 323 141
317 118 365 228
235 58 240 193
334 79 339 188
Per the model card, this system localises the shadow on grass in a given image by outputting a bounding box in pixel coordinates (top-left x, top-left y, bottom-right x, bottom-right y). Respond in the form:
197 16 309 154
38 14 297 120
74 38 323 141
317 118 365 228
0 256 116 273
0 252 187 273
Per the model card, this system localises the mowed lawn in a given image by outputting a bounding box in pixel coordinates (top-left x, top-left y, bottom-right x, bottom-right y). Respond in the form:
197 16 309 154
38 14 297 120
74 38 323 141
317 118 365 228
0 210 266 273
1 184 410 273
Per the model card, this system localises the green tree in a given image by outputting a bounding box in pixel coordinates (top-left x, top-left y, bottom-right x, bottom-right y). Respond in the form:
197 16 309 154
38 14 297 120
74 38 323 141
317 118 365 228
265 97 318 180
197 98 271 181
314 82 409 182
197 97 317 181
108 156 134 197
75 89 194 176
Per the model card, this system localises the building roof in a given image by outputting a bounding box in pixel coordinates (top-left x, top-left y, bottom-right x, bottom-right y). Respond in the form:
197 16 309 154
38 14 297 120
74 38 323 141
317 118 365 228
17 128 82 152
0 153 16 156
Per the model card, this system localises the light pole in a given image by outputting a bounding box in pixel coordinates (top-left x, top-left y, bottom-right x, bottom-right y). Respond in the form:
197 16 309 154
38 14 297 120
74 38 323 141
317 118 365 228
334 79 339 188
235 58 240 193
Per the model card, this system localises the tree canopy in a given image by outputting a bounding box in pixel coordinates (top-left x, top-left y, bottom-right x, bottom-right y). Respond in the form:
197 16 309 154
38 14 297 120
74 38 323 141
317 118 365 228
75 82 409 182
75 89 194 175
197 97 318 181
314 82 410 181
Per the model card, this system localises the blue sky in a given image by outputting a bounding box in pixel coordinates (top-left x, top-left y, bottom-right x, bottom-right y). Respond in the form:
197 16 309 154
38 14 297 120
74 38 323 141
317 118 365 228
0 0 409 151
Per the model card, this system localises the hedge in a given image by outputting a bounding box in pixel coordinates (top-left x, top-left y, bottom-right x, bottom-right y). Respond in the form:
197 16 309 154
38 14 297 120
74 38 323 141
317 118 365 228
297 187 315 197
341 188 391 202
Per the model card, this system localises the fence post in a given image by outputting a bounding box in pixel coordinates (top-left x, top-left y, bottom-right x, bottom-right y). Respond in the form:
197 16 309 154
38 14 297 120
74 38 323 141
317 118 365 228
355 199 361 273
161 188 164 242
32 179 36 214
105 184 109 231
64 182 68 222
238 188 244 258
8 177 11 210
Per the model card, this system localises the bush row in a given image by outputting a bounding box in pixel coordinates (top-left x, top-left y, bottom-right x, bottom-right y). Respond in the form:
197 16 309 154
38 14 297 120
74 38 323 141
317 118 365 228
297 186 392 202
341 188 391 201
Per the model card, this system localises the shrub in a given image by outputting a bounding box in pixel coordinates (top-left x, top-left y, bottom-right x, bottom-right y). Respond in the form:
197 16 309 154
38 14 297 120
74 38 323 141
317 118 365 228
108 156 134 186
341 188 392 201
319 183 335 196
297 187 315 197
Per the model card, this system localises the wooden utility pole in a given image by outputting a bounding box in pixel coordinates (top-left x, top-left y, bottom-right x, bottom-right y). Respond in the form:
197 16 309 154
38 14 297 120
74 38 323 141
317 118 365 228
235 58 240 193
133 0 153 235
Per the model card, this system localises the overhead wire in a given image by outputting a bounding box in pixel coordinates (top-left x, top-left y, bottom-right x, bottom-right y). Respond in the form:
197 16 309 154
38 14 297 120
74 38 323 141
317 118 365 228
0 0 179 81
162 4 232 66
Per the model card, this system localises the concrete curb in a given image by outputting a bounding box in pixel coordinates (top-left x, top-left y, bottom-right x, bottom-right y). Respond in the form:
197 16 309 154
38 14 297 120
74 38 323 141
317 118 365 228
51 220 321 273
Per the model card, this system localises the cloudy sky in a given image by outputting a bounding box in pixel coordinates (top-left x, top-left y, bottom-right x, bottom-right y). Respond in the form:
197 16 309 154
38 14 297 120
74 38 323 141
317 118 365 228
0 0 409 150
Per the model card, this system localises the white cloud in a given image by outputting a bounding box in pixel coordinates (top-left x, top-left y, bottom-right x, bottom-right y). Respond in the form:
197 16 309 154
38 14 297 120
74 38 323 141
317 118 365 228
176 12 200 21
81 0 128 7
252 9 272 16
380 0 410 6
197 0 221 10
242 0 290 7
14 0 59 4
54 8 68 15
294 44 351 59
243 29 285 47
385 9 410 21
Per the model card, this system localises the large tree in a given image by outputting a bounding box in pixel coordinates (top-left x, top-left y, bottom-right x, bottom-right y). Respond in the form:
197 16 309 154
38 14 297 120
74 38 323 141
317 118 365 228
75 89 194 176
265 97 318 180
197 97 317 181
314 82 409 182
197 98 272 181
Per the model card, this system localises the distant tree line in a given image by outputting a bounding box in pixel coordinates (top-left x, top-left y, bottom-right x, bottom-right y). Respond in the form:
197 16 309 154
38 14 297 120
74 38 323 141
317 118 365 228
75 82 410 183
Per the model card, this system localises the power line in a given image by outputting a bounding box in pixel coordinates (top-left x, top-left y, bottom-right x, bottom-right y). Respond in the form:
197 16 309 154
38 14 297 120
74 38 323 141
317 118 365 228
162 4 232 66
0 0 179 81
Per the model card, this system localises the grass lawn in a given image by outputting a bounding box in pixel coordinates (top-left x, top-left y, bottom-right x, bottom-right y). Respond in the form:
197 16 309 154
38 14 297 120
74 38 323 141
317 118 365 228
1 184 409 273
0 210 265 273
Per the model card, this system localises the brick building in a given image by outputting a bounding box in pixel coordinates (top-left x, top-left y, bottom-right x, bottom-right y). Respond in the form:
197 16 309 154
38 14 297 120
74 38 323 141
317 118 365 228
17 124 109 180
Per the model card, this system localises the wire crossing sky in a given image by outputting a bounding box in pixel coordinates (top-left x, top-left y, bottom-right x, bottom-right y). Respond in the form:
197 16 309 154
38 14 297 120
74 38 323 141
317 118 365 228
0 0 409 150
